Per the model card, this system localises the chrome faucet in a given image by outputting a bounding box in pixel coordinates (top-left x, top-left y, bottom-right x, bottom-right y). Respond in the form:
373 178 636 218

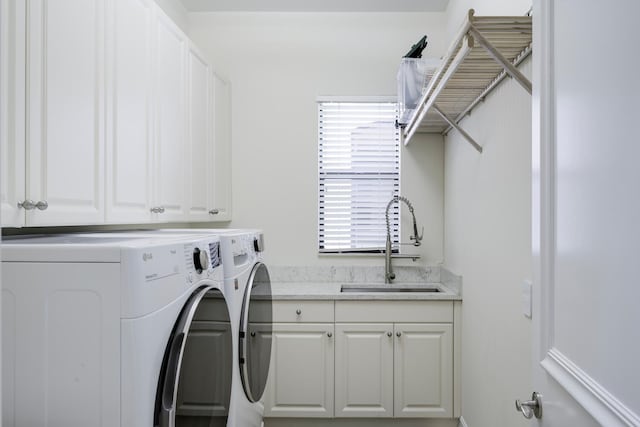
385 195 423 283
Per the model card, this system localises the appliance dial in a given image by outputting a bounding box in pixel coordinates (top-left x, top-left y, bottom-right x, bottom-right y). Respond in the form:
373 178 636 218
193 247 210 273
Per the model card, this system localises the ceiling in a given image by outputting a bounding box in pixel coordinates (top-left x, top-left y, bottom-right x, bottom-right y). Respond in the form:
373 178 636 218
180 0 449 12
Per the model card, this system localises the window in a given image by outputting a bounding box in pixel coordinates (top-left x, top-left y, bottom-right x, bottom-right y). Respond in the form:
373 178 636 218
318 100 400 253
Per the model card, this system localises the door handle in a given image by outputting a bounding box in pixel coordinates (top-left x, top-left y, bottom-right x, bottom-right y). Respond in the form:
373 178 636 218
515 392 542 419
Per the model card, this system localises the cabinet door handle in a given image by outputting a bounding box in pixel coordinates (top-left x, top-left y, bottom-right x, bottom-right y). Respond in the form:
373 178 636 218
250 332 256 337
387 332 393 337
150 206 165 214
17 200 36 210
296 309 301 315
35 200 48 210
396 331 402 337
327 332 332 338
208 209 220 215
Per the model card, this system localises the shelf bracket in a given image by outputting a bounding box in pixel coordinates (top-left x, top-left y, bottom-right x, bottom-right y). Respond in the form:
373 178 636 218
433 104 482 153
467 25 532 94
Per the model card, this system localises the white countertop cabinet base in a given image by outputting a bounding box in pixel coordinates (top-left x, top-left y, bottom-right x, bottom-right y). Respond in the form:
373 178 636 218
264 300 459 422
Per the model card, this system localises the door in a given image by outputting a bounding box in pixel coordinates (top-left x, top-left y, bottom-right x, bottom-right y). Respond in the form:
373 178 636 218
394 323 453 418
156 286 232 427
334 323 394 417
0 0 25 227
26 0 106 226
211 73 232 221
105 0 154 223
238 262 273 403
153 9 187 221
185 42 213 222
263 323 334 418
531 0 640 425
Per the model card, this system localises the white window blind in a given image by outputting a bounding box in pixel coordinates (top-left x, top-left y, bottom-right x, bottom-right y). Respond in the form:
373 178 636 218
318 101 400 253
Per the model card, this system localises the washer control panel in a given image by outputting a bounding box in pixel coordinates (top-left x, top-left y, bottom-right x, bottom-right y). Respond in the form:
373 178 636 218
183 239 222 283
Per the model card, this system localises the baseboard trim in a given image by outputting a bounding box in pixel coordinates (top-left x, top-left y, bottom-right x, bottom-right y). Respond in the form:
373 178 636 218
458 416 469 427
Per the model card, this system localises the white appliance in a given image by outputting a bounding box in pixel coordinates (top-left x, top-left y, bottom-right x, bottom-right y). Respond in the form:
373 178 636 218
1 233 233 427
218 230 272 427
124 228 273 427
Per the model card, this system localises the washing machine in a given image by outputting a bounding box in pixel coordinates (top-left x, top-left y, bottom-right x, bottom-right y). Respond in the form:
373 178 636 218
1 233 233 427
120 228 273 427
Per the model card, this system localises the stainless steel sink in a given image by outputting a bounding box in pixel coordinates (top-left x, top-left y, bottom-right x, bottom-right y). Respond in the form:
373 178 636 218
340 284 442 293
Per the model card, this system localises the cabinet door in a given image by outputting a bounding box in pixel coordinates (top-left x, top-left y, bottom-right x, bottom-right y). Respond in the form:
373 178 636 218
0 0 25 227
263 323 334 418
335 323 393 417
394 323 453 418
185 42 213 222
26 0 106 226
105 0 154 223
153 9 187 221
210 73 232 222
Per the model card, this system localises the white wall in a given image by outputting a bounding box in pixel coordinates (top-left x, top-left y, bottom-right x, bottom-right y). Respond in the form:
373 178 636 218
189 12 447 267
445 0 531 39
442 0 532 424
154 0 189 33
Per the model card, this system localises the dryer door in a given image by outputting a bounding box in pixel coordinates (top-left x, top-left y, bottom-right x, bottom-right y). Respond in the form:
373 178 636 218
156 285 232 427
239 262 273 402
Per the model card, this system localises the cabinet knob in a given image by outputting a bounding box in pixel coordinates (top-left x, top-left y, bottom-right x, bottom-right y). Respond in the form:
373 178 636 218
296 309 302 315
396 331 402 337
17 200 36 210
209 209 220 215
250 332 256 337
150 206 165 213
387 332 393 337
35 200 48 210
327 332 332 338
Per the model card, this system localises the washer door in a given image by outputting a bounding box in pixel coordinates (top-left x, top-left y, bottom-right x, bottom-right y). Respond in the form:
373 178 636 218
239 262 273 402
156 286 232 427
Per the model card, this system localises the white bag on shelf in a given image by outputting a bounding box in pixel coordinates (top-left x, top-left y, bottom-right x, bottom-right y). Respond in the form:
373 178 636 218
397 57 440 126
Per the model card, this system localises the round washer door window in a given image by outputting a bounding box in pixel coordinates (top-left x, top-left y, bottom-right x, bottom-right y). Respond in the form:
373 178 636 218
156 286 232 427
239 262 273 402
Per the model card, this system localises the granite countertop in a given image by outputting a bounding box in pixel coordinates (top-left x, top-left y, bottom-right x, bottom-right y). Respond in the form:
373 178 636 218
270 281 462 301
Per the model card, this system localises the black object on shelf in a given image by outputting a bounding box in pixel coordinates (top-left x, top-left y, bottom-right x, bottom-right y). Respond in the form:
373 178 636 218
403 35 428 58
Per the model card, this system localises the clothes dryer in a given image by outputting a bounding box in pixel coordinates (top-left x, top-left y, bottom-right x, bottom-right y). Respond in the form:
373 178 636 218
123 228 273 427
1 233 232 427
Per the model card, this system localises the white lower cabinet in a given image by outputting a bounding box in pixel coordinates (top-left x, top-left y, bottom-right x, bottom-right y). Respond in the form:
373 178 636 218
335 323 394 417
263 301 335 418
393 323 453 418
265 300 459 421
264 323 334 417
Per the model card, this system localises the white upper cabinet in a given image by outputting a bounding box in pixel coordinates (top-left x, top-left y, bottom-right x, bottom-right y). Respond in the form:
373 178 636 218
185 41 213 222
153 10 187 222
26 0 106 226
211 73 232 222
105 0 154 223
0 0 26 227
1 0 229 228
